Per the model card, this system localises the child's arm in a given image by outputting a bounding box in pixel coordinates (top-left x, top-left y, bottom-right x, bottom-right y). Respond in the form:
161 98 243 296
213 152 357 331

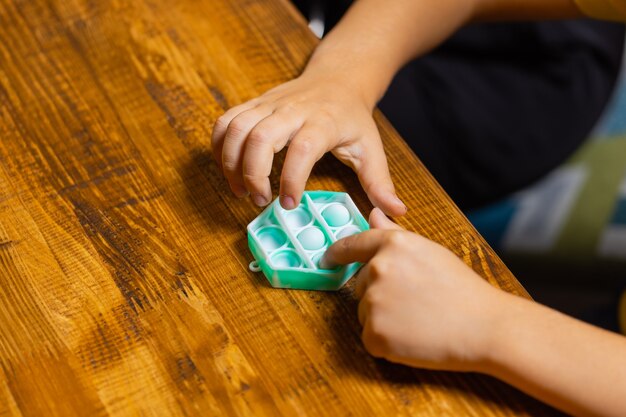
487 288 626 417
322 208 626 417
212 0 583 213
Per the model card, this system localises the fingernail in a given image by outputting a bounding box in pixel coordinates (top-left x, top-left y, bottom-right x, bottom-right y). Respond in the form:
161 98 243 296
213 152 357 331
395 196 407 213
232 184 248 198
253 193 268 207
280 195 296 210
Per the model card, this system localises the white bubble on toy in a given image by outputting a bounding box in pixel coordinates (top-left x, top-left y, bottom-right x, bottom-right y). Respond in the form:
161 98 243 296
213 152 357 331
322 204 351 227
335 225 361 239
284 207 312 228
297 227 326 250
271 250 302 268
257 227 287 251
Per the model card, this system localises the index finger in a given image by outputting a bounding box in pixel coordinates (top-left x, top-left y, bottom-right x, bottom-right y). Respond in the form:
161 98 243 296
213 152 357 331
320 229 391 269
212 100 259 169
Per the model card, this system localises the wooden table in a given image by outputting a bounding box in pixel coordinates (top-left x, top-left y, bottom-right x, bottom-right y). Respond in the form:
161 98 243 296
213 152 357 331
0 0 561 415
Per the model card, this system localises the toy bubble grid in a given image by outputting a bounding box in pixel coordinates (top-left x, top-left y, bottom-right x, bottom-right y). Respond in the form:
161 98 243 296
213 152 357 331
247 191 369 290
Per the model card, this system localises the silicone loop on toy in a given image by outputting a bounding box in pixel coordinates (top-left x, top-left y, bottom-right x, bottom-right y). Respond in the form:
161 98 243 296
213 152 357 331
249 260 262 272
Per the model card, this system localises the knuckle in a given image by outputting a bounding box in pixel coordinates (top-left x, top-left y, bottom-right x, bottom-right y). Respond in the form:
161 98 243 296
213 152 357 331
385 231 406 248
214 116 229 133
243 173 266 187
221 157 238 173
368 258 388 278
317 106 337 121
227 118 250 137
280 174 298 188
247 127 271 148
276 101 297 114
291 138 314 155
315 110 334 126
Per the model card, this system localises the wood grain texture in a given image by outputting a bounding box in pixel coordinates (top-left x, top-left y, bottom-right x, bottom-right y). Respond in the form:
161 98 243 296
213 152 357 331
0 0 562 415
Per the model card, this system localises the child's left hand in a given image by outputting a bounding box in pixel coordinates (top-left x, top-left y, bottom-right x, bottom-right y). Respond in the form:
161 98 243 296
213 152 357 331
321 208 507 372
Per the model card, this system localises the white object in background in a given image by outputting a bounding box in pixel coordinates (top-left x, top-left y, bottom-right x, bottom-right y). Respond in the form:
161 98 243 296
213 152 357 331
307 3 325 38
309 17 324 38
503 165 587 253
598 226 626 259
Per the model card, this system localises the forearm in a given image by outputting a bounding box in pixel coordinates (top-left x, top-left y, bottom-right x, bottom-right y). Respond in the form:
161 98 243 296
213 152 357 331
303 0 474 108
485 293 626 417
302 0 583 109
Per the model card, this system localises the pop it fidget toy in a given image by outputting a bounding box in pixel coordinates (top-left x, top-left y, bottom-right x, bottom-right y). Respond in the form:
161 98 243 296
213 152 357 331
247 191 369 290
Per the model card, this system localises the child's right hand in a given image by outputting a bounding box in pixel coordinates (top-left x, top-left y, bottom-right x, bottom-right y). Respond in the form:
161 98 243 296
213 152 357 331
211 72 406 216
321 208 506 372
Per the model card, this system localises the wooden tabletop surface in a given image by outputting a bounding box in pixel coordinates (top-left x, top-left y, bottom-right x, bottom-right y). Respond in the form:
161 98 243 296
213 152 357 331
0 0 562 415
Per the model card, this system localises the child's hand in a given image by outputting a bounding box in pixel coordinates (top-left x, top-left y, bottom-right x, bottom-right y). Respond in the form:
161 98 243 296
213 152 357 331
211 73 406 216
321 208 505 372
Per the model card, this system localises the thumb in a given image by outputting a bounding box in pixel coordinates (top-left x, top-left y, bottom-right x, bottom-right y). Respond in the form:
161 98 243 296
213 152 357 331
352 138 407 218
369 207 404 231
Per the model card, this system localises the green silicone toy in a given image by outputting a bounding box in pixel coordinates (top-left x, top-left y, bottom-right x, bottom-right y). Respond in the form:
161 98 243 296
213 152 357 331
247 191 369 291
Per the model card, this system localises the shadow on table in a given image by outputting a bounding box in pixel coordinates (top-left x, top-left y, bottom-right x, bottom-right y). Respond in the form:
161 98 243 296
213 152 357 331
325 287 565 416
179 148 250 234
179 148 282 289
